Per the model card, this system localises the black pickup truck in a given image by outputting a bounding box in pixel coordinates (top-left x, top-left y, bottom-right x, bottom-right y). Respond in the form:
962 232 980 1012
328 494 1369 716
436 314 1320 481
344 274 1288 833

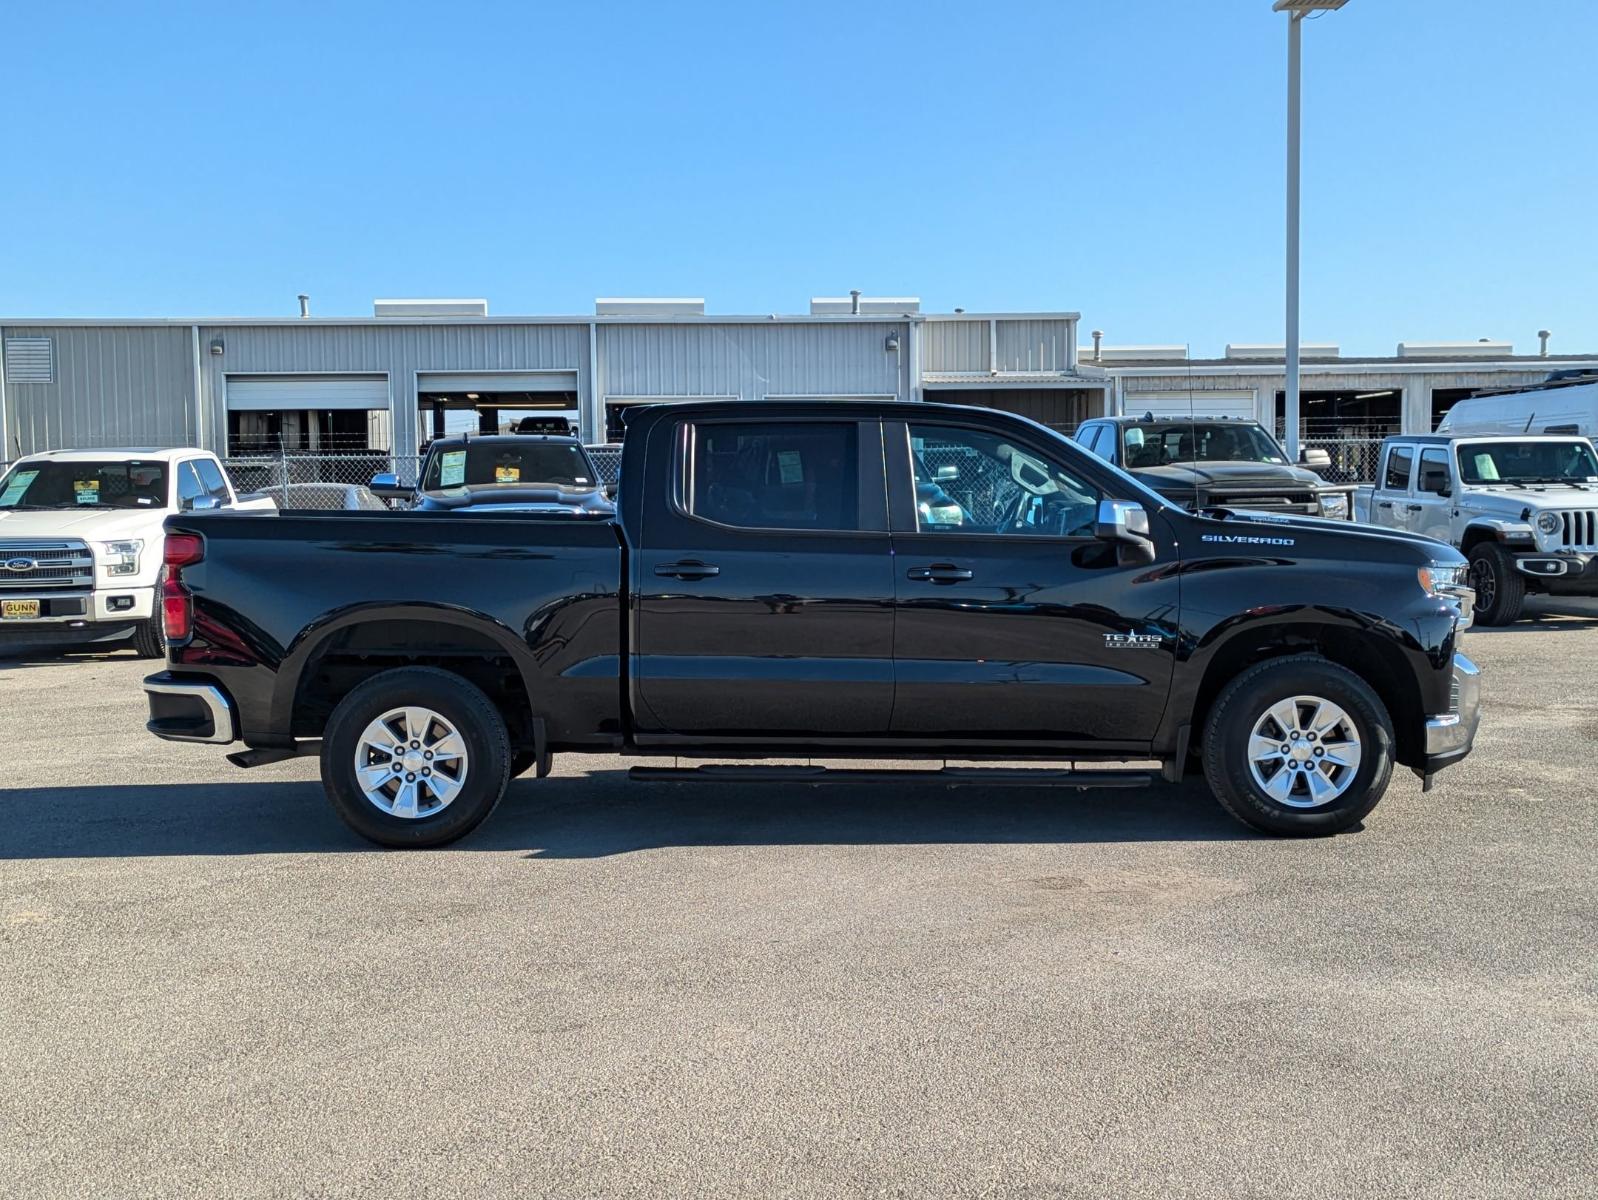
143 401 1480 848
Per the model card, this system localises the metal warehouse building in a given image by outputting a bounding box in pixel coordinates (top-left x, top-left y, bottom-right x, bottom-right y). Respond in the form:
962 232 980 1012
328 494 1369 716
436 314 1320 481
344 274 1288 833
4 298 1591 485
0 298 1106 474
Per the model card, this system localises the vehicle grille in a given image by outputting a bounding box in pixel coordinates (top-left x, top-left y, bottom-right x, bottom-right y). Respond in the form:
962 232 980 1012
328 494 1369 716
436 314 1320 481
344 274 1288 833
1555 510 1598 551
1209 491 1318 514
0 539 94 590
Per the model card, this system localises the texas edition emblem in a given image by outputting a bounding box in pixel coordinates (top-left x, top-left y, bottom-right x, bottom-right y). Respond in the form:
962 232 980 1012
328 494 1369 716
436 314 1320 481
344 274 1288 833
1104 632 1162 650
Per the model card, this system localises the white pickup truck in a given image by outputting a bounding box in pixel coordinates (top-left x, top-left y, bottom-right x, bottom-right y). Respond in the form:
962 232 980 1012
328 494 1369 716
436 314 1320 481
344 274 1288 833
0 447 274 656
1354 434 1598 624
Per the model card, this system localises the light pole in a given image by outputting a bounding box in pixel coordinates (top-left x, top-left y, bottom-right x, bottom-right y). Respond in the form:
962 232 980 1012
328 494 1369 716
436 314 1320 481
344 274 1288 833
1274 0 1346 461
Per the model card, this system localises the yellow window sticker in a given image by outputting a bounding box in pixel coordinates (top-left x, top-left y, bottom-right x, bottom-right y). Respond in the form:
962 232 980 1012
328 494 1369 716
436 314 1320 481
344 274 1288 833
495 465 521 483
75 480 101 504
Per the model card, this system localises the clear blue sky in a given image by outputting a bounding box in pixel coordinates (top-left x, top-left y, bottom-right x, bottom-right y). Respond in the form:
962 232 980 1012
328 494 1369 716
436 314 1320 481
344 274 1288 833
3 0 1594 356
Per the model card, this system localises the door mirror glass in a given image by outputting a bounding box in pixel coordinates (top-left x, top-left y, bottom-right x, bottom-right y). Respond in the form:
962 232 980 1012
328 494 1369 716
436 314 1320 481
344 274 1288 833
188 495 222 512
1300 447 1332 469
368 472 406 498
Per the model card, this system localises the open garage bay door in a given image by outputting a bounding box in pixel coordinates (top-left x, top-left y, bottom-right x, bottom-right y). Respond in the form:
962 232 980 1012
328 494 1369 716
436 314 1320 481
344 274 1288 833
226 375 389 411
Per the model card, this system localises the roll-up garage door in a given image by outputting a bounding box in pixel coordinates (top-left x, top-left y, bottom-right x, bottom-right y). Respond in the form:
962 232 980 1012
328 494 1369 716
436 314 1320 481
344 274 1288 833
416 372 578 394
1124 390 1256 420
226 375 389 412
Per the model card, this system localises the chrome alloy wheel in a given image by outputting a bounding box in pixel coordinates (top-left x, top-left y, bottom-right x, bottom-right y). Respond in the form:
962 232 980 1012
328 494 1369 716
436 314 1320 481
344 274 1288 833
353 706 470 819
1246 695 1363 809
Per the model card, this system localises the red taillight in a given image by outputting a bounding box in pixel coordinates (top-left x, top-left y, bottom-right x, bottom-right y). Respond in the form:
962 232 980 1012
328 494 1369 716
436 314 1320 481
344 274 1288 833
162 533 204 641
165 534 204 569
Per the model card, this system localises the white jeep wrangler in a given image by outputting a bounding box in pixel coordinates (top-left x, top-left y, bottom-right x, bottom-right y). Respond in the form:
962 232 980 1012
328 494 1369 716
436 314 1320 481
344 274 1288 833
1354 434 1598 624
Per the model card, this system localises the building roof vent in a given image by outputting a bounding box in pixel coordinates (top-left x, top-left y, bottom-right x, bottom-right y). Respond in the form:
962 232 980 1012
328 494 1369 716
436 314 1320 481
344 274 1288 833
810 296 921 315
3 335 54 383
1225 342 1339 359
1397 339 1512 358
373 299 489 318
594 298 706 317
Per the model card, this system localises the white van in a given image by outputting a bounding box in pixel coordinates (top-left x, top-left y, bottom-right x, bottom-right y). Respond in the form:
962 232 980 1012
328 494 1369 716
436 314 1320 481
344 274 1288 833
1437 373 1598 438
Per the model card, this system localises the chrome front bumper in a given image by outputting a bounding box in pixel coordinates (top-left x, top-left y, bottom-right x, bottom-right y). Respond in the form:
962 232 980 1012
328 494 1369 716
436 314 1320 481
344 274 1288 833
1424 653 1480 762
144 674 238 745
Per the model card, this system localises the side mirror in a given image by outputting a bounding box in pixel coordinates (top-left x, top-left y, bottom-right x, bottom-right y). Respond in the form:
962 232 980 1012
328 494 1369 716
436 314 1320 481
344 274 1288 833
1096 499 1155 563
186 495 221 512
369 472 407 499
935 464 959 481
1300 447 1332 470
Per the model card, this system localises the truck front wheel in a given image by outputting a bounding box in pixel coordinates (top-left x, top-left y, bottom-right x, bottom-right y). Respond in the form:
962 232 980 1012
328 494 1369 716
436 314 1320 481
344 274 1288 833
1468 542 1525 625
1201 654 1394 836
321 666 511 848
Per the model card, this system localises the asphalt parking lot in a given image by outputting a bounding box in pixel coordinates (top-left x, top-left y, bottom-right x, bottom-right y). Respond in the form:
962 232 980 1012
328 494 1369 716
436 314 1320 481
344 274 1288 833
4 598 1596 1199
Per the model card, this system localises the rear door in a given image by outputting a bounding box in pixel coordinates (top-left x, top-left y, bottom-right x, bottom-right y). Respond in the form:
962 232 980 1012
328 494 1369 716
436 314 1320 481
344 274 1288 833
884 417 1179 750
632 414 894 739
1375 443 1416 531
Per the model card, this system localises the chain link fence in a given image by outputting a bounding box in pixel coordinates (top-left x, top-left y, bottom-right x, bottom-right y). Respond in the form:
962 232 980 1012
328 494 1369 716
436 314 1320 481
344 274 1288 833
1297 437 1384 485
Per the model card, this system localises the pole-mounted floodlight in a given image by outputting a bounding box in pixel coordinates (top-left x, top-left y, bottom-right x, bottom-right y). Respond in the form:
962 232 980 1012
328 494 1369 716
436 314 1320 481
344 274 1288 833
1274 0 1347 460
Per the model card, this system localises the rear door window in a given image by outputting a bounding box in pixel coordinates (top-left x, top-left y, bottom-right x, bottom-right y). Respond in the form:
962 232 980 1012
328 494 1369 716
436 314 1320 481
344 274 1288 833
687 422 859 531
1383 445 1415 492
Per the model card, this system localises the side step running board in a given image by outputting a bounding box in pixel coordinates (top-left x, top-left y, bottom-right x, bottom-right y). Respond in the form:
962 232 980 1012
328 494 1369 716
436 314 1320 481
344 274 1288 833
628 765 1156 789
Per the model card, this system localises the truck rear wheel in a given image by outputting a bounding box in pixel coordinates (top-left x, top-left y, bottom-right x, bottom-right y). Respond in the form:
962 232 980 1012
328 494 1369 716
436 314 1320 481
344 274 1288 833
321 666 510 848
1468 542 1525 625
1201 654 1393 837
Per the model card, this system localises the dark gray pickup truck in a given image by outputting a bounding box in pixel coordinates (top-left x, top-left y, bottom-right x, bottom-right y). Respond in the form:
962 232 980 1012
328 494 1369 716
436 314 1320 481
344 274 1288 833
143 400 1479 848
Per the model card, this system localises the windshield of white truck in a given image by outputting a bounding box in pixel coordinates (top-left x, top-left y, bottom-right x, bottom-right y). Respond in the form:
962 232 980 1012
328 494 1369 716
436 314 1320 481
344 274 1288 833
1122 422 1288 467
0 460 169 509
421 443 593 491
1456 441 1598 485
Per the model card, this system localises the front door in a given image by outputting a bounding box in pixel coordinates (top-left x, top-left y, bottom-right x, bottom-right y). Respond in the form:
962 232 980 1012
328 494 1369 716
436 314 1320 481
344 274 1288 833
633 415 894 740
885 419 1180 751
1410 446 1454 543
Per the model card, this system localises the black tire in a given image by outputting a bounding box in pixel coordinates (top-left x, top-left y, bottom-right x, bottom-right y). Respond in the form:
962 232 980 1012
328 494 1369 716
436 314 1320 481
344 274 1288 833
130 571 166 659
321 666 510 848
1202 653 1394 837
1468 542 1525 626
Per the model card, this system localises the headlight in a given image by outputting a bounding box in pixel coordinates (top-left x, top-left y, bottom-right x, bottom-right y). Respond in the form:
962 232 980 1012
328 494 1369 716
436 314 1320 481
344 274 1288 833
99 539 144 576
1419 562 1474 628
1535 511 1562 537
1318 492 1350 519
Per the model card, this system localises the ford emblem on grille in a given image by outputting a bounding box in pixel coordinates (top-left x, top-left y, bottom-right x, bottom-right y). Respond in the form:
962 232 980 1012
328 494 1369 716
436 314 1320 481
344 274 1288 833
4 557 36 572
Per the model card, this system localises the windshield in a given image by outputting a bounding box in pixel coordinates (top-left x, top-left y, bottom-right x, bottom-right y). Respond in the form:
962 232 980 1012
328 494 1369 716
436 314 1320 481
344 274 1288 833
1121 422 1288 467
1456 440 1598 484
421 443 594 491
0 460 169 510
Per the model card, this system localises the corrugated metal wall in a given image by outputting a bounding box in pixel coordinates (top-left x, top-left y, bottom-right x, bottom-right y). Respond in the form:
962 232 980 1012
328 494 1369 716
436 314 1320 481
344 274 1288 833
595 321 909 407
995 320 1073 372
930 387 1101 430
199 323 589 455
921 320 990 373
2 325 196 456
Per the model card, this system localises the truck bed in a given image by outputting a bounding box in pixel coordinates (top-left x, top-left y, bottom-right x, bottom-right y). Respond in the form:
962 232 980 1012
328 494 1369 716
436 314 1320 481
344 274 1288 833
166 509 625 749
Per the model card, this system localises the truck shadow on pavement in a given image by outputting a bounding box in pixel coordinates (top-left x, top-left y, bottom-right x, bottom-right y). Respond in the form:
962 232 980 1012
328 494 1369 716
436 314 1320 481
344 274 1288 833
4 774 1255 859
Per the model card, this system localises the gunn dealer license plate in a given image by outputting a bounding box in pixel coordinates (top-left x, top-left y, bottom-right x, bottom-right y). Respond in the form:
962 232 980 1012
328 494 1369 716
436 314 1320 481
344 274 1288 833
1 600 41 619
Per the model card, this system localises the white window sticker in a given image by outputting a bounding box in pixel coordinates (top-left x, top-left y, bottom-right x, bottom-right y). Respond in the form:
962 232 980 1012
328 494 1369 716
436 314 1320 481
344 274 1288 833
0 470 39 505
439 450 466 487
777 450 804 484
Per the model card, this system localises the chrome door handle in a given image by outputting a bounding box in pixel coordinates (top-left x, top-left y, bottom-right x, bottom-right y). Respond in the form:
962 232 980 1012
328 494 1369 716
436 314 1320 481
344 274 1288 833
907 563 974 584
654 560 720 580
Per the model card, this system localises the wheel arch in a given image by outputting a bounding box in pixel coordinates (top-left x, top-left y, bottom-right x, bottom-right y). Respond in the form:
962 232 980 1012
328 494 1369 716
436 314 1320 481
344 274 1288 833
271 602 541 747
1189 616 1427 769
